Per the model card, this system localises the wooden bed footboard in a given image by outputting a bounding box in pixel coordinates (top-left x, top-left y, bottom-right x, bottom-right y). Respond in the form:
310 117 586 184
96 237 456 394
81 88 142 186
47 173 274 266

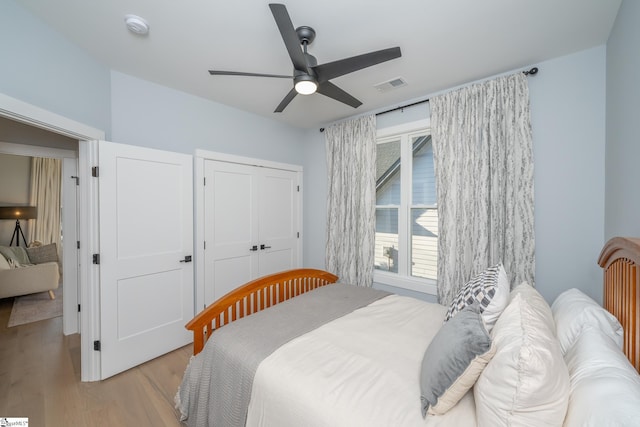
185 268 339 355
598 237 640 372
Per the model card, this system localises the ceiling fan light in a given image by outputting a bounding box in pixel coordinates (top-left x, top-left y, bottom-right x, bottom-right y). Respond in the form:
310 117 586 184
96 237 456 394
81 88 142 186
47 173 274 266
294 75 317 95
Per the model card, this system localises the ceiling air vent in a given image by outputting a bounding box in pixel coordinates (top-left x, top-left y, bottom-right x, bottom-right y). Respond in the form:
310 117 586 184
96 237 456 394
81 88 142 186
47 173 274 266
374 77 407 93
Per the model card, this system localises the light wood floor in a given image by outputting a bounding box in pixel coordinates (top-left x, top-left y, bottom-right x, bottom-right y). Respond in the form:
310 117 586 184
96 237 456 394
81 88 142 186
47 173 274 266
0 296 192 426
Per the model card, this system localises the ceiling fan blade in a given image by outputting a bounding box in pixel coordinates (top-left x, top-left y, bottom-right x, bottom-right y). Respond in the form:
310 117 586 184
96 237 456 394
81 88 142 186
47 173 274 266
316 81 362 109
269 3 308 72
209 70 292 79
274 88 298 113
313 47 402 82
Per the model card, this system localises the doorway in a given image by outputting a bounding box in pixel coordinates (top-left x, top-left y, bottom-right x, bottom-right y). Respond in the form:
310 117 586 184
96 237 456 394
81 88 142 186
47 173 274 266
0 92 105 381
0 119 79 334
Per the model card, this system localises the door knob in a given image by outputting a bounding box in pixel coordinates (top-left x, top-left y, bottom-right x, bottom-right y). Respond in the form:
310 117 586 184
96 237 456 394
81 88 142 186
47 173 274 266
249 245 258 251
260 244 271 250
180 255 192 263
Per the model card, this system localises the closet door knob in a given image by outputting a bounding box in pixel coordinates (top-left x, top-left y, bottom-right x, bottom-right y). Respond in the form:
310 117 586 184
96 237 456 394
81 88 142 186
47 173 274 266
249 245 258 252
260 244 271 250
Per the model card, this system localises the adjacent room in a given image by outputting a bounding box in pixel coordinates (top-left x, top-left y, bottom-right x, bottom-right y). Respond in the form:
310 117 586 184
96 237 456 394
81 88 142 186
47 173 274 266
1 0 639 425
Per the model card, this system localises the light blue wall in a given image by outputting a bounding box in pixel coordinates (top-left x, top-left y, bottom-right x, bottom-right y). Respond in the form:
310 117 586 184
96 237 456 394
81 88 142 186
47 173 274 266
605 0 640 239
301 129 327 269
110 71 306 162
303 47 608 305
0 0 111 136
529 46 606 304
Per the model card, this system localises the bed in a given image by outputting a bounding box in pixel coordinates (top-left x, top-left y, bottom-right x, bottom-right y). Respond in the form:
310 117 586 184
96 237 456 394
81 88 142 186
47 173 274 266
176 238 640 427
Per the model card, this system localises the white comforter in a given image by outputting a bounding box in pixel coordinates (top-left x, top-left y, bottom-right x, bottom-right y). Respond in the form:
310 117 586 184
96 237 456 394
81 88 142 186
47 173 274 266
245 294 477 427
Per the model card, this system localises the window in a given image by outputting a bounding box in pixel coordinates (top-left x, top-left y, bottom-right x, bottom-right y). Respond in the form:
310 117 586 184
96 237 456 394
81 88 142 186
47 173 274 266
374 122 438 293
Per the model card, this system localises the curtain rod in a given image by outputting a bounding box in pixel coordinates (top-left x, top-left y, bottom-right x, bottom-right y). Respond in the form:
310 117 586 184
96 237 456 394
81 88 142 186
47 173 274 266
319 67 538 132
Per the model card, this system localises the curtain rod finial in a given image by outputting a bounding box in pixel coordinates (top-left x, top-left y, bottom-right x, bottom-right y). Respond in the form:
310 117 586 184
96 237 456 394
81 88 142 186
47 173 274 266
524 67 539 76
319 127 325 132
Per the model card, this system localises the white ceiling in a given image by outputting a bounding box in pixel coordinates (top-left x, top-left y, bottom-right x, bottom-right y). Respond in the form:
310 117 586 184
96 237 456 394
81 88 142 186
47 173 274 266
18 0 621 129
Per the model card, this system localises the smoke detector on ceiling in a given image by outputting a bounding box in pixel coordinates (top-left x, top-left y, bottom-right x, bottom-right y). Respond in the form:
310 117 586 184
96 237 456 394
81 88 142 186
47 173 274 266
124 14 150 35
374 77 407 93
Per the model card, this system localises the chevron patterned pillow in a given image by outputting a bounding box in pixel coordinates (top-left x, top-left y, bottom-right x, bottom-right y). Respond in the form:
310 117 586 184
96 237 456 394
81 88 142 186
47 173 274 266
445 263 509 333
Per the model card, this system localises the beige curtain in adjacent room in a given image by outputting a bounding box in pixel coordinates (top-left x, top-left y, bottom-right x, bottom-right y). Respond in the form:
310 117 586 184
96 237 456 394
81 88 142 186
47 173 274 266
325 115 377 287
431 72 535 305
27 157 62 253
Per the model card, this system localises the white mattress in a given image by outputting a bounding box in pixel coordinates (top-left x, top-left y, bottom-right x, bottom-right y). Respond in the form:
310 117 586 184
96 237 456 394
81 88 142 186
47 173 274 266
246 294 477 427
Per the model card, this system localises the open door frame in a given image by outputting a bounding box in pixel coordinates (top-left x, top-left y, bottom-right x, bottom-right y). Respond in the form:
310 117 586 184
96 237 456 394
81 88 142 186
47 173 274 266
0 93 105 382
0 142 80 335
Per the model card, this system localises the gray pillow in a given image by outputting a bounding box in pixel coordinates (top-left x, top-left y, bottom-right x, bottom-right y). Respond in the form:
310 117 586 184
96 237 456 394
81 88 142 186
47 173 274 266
420 303 496 416
26 243 58 264
0 245 31 266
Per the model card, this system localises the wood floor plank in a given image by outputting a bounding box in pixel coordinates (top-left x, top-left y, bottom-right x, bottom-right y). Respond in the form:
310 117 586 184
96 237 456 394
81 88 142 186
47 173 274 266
0 296 192 426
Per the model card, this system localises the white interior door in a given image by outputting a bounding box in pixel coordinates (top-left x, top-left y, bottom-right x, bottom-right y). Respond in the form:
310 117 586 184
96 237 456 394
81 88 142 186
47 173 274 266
258 168 299 276
203 161 258 305
203 160 300 305
99 141 193 379
62 157 80 335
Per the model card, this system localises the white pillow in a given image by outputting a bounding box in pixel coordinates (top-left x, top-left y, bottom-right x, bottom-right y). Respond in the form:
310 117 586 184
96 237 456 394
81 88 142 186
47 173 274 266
563 326 640 427
474 282 570 427
551 288 623 354
445 263 509 333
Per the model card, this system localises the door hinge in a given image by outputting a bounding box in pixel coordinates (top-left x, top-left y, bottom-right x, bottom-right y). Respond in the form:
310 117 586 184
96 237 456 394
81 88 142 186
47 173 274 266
297 185 300 192
203 177 206 186
92 253 100 264
204 241 206 250
93 340 101 351
77 304 81 313
92 166 99 177
297 232 300 238
77 241 80 249
71 175 79 185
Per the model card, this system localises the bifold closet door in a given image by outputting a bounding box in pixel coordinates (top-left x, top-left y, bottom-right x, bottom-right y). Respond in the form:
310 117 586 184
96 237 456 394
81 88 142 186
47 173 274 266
203 160 300 305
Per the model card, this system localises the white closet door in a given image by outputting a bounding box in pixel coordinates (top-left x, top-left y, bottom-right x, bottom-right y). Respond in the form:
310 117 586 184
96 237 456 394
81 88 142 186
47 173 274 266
203 159 300 305
99 141 193 379
204 161 258 304
257 167 299 276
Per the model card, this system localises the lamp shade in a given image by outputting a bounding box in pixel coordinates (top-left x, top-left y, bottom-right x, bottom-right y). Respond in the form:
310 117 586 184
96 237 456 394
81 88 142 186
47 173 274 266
0 206 37 220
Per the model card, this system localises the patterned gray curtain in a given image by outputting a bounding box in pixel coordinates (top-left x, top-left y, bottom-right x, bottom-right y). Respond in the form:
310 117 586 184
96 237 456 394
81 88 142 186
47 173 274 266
431 73 535 305
325 115 377 287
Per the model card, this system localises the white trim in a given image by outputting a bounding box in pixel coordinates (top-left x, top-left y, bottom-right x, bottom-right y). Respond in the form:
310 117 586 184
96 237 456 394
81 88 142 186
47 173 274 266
377 118 431 139
0 93 104 141
62 158 79 336
374 270 438 296
195 149 303 172
78 141 101 382
194 156 206 314
0 141 77 159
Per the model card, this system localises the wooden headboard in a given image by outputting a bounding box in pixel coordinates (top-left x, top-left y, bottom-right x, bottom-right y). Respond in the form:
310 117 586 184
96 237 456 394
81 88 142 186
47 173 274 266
598 237 640 371
186 268 339 355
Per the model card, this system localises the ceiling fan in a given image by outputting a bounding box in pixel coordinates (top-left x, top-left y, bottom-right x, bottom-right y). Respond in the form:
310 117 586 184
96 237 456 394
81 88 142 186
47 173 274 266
208 3 402 113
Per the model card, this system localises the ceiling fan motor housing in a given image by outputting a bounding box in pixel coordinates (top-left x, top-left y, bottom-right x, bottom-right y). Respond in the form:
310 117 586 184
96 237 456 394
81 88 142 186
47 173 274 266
296 26 316 45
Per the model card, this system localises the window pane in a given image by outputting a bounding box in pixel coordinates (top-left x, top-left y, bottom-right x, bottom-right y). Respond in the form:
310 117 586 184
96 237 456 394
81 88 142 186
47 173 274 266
375 208 398 273
412 135 436 206
411 207 438 280
376 138 401 205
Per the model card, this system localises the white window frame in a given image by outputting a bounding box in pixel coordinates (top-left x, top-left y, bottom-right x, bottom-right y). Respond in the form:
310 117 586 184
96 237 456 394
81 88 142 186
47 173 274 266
374 118 438 296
